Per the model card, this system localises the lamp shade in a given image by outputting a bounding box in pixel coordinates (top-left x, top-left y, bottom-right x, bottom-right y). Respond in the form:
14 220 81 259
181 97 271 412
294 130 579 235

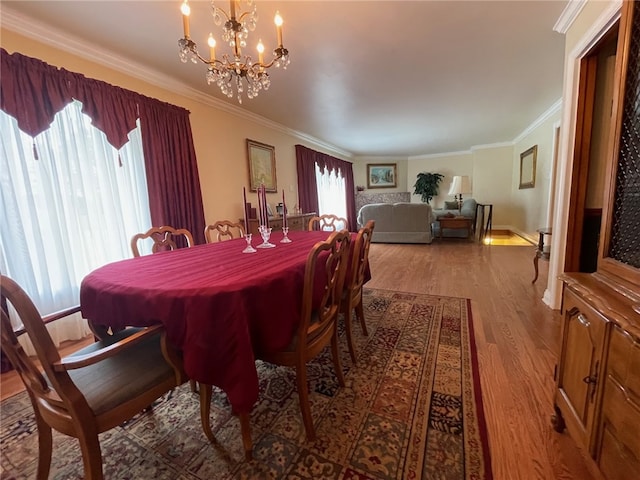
448 175 472 195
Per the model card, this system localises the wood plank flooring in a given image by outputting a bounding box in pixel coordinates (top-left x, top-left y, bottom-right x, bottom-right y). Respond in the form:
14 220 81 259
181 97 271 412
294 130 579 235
364 239 604 480
0 237 605 479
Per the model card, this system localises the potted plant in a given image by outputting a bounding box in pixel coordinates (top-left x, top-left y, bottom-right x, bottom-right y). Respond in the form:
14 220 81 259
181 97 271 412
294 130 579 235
413 172 444 204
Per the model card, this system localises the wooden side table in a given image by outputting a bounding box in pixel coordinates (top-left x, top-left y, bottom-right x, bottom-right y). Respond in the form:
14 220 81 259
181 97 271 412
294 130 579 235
532 227 552 283
438 216 473 240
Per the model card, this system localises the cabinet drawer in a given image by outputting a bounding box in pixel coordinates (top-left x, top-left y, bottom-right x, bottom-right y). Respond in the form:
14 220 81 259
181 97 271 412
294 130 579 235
598 373 640 479
288 216 305 230
607 326 640 405
269 218 283 230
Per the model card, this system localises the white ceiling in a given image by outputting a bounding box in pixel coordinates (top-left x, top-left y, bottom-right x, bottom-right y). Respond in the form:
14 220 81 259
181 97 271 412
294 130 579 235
1 1 568 158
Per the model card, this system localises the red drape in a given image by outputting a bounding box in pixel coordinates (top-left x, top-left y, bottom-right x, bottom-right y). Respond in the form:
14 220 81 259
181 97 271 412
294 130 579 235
138 97 205 244
0 48 205 243
295 144 357 231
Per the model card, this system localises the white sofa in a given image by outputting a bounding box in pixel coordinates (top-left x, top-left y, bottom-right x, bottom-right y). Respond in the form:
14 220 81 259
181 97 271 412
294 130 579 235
357 202 436 244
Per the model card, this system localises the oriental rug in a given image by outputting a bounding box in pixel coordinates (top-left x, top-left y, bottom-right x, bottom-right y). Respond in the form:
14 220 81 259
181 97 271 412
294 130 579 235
0 289 492 479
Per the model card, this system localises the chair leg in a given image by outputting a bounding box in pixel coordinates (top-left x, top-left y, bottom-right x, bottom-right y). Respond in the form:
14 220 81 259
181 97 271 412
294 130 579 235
355 295 368 336
34 411 52 480
77 431 104 480
295 361 315 441
199 384 216 443
239 412 253 461
331 330 346 388
343 305 358 364
190 379 198 393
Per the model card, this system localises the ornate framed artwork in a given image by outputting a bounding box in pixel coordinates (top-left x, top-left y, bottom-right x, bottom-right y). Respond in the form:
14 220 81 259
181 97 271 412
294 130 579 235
247 139 277 192
367 163 397 189
519 145 537 189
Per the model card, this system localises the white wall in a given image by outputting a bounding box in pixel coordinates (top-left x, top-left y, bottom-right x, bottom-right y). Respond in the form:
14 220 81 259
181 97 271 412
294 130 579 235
406 153 473 208
511 108 562 237
352 157 408 193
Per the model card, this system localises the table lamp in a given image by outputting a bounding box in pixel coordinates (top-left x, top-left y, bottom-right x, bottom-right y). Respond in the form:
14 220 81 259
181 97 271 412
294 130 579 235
448 175 472 212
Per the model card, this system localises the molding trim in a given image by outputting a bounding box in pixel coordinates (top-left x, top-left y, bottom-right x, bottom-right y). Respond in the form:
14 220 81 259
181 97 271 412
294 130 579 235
512 98 563 144
408 150 472 161
471 141 514 151
554 0 588 34
0 6 352 160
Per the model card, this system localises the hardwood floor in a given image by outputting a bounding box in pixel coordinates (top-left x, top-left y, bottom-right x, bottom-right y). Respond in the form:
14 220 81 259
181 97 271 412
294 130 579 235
365 239 604 480
0 237 604 479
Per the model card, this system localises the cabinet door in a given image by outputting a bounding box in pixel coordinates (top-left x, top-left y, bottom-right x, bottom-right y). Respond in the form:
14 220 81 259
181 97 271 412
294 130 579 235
555 289 607 452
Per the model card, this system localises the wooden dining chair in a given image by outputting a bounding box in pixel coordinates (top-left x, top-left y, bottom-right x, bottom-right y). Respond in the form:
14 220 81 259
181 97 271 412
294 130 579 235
341 220 375 364
130 225 195 257
307 214 348 232
0 274 186 480
129 225 197 392
199 230 352 456
204 220 245 243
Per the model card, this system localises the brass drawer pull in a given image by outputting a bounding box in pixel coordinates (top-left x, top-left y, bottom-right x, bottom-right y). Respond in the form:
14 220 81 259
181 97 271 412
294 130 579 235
577 313 590 328
583 375 597 385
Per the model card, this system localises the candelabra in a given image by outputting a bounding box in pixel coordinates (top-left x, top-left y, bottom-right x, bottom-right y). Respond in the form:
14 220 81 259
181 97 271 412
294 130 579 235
178 0 290 103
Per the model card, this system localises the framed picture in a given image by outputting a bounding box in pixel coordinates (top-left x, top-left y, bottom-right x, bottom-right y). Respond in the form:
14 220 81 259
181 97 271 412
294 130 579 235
247 139 277 192
367 163 397 189
519 145 537 189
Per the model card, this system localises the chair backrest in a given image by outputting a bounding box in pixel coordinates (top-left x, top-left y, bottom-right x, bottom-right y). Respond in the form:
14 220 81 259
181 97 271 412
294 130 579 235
0 276 89 423
307 214 348 232
297 230 351 348
204 220 245 243
347 220 375 296
130 225 195 257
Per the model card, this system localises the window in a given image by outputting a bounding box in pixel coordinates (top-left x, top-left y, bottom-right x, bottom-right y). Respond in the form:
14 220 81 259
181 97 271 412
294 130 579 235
315 163 348 228
1 100 152 342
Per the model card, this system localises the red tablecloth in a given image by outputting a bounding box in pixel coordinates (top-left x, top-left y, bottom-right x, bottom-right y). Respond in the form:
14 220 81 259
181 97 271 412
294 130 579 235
80 230 334 413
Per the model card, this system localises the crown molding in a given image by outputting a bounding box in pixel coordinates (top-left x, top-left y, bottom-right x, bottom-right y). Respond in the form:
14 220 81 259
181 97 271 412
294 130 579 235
512 98 562 144
0 6 352 160
554 0 588 34
408 150 473 161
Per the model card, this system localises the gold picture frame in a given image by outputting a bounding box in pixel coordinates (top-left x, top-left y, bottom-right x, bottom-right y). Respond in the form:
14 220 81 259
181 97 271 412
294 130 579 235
367 163 397 189
519 145 537 189
247 139 277 192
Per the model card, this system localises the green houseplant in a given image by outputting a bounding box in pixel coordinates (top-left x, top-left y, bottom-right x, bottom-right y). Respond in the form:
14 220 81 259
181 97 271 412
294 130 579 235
413 172 444 203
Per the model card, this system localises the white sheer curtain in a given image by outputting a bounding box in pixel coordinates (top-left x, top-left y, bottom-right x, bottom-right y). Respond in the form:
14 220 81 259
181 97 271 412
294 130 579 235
315 163 348 230
0 100 152 348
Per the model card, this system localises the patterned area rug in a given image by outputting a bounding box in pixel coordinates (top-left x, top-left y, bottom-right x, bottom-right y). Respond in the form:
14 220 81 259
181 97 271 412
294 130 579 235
0 288 492 479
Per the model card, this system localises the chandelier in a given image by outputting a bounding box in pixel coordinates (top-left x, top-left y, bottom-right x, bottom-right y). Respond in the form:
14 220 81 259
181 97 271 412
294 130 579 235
178 0 290 103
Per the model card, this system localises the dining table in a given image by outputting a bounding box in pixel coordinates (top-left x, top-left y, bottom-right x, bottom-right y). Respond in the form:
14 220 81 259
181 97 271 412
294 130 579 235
80 229 348 414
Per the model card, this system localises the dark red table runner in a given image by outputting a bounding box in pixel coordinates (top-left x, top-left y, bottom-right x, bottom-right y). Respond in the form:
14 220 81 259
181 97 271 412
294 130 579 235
80 230 334 412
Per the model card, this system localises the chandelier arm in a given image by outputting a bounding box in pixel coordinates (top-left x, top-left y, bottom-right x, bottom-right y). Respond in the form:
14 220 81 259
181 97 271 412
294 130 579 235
210 4 230 22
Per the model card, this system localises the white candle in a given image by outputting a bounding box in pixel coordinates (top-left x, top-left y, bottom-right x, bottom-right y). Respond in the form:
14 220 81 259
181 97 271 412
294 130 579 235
274 11 283 46
208 34 216 62
181 0 191 38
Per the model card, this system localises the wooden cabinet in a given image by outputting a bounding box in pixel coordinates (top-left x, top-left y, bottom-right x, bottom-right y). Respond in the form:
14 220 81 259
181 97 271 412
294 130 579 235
240 213 316 237
597 325 640 479
553 288 608 452
553 2 640 479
